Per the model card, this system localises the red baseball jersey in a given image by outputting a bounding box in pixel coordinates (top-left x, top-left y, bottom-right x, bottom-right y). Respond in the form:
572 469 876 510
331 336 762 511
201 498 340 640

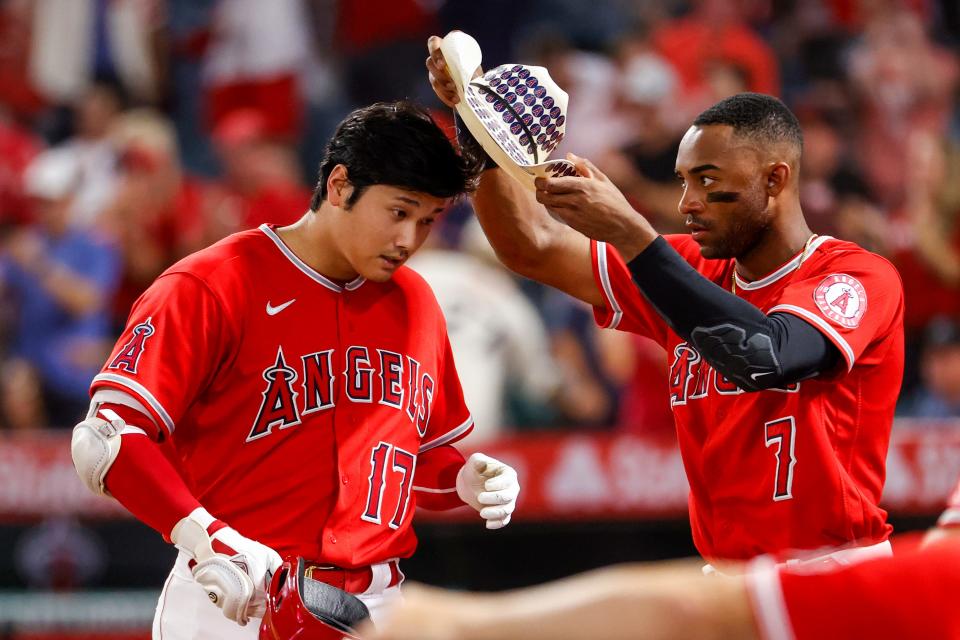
92 224 473 567
747 536 960 639
592 234 904 560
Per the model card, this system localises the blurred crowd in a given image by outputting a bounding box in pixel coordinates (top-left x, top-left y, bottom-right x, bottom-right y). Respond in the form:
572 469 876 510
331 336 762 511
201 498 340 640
1 0 959 439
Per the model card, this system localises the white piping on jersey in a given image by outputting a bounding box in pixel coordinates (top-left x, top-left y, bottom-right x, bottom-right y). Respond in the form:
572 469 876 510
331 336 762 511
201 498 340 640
419 416 474 453
938 507 960 527
259 223 366 293
744 557 796 640
734 235 834 291
768 304 855 371
90 388 159 430
596 242 623 329
92 373 176 436
412 486 458 493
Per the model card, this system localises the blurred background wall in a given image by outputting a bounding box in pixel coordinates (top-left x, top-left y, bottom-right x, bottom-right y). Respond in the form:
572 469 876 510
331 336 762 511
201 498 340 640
1 0 960 636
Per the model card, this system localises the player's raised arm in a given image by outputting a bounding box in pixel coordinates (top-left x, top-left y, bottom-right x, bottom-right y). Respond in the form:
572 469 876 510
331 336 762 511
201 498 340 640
426 35 605 307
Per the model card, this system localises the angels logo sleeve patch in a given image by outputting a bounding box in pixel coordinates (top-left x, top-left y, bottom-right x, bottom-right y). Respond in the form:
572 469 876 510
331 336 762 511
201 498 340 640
813 274 867 328
91 273 231 438
108 318 156 373
768 248 904 370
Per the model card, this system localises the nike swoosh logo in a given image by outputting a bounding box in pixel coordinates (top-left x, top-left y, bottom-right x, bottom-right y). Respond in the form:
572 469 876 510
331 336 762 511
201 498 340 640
266 299 296 316
750 371 774 381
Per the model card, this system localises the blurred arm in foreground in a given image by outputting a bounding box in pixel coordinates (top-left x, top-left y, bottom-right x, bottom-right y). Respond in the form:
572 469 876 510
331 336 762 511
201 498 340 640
364 535 960 640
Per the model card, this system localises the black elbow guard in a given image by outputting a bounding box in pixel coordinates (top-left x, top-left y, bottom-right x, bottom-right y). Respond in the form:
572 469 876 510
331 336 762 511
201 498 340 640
690 323 783 392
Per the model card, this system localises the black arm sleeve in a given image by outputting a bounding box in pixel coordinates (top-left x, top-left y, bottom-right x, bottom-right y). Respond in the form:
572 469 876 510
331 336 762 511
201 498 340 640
626 237 841 391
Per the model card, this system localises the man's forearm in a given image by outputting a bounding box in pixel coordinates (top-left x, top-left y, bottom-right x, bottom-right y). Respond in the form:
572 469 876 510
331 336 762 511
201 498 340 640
38 264 103 317
472 170 571 276
627 238 840 390
455 563 757 640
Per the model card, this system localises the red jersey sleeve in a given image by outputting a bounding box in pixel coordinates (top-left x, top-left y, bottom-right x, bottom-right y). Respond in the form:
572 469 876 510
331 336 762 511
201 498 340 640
768 251 903 372
417 334 473 454
413 444 466 511
590 239 670 344
746 538 960 640
91 273 233 440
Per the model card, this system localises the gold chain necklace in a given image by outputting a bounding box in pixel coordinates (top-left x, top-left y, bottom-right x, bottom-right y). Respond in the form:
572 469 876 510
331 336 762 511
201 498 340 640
731 234 818 295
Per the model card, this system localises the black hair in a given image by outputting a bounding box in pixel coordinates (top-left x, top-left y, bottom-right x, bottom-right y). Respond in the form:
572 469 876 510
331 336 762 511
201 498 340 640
311 101 480 211
693 93 803 154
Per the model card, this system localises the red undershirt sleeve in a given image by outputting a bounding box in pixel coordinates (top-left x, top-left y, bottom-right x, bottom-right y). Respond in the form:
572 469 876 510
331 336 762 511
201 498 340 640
99 403 200 540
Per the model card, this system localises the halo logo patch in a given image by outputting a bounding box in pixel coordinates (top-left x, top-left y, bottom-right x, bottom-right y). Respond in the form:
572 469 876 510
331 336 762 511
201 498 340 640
108 318 156 374
814 274 867 328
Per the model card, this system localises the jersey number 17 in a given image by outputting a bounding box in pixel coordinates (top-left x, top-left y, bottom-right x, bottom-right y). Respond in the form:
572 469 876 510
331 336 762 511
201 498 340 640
361 442 416 528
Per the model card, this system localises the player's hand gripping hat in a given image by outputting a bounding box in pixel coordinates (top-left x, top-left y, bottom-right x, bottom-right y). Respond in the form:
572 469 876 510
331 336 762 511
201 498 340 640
441 31 578 190
259 557 370 640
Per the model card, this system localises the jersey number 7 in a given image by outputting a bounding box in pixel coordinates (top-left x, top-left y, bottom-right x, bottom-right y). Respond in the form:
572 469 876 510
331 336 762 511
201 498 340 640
361 442 417 529
765 417 797 501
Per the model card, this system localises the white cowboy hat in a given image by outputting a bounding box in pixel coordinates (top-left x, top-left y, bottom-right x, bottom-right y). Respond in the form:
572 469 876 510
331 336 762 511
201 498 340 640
441 31 578 190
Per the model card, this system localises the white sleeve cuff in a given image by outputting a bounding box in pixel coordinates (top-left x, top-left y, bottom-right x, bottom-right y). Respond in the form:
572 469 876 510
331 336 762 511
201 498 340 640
937 507 960 527
743 557 796 640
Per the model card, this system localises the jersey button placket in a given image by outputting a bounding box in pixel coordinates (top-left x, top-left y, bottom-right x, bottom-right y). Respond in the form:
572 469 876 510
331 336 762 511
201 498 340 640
325 297 342 551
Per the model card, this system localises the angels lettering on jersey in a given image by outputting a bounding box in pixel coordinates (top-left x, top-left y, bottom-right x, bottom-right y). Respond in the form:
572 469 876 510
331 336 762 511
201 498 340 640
668 342 799 406
248 345 435 442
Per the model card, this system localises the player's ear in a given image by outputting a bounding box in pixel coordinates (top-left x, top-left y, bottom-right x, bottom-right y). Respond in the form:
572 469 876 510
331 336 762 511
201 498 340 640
326 165 353 208
765 162 790 197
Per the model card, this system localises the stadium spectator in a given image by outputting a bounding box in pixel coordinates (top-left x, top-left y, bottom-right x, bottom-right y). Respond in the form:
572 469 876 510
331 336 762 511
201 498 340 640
50 81 126 228
534 287 621 429
598 27 685 233
612 334 674 439
201 0 311 139
0 110 43 227
336 0 439 106
652 0 780 121
100 109 220 330
27 0 163 105
890 131 960 335
0 149 120 429
409 219 561 443
210 108 311 231
846 7 959 209
0 1 46 120
797 117 874 241
527 34 630 162
898 316 960 419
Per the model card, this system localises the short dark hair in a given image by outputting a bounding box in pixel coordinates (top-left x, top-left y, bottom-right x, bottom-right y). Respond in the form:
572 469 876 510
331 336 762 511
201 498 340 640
693 93 803 154
311 101 479 211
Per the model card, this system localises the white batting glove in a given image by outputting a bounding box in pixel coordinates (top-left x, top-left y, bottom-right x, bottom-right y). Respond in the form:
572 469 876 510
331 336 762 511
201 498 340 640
456 453 520 530
171 507 282 626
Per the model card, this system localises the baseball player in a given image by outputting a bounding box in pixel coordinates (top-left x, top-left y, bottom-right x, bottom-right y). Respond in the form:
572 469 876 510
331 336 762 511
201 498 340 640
70 101 521 639
427 39 904 564
364 534 960 640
